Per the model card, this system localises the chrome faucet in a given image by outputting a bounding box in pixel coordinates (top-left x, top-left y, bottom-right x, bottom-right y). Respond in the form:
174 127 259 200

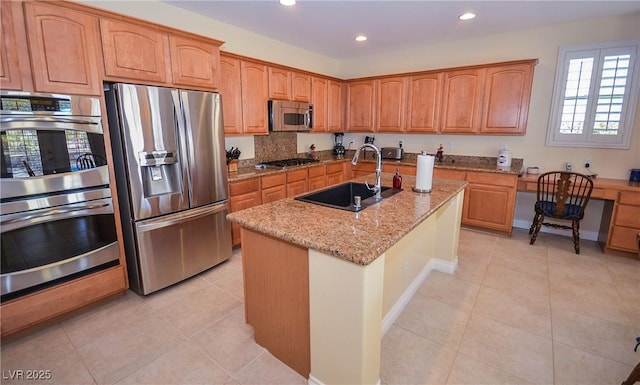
352 143 382 200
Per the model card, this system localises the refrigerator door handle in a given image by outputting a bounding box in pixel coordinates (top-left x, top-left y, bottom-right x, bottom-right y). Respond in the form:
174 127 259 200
171 89 192 205
135 201 228 232
179 90 196 202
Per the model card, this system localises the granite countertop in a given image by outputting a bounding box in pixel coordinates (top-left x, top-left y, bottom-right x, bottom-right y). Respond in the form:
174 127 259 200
227 154 523 183
226 174 467 265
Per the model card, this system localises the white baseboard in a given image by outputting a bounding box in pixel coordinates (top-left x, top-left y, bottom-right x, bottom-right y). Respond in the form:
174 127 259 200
512 219 599 241
308 374 380 385
381 257 458 336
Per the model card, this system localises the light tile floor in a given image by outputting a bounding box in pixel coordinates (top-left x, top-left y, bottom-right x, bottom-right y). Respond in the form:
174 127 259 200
1 228 639 385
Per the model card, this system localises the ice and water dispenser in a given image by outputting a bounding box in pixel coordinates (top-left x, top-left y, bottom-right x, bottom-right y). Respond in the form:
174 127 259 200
138 150 182 198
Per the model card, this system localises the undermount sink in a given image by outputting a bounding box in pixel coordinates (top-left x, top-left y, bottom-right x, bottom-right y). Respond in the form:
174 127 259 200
295 182 402 212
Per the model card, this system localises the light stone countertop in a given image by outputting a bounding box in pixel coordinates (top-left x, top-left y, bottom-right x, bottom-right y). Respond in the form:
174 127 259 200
226 173 467 265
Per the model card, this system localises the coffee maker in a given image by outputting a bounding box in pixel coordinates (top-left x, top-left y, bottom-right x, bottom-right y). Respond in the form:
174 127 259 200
333 133 345 159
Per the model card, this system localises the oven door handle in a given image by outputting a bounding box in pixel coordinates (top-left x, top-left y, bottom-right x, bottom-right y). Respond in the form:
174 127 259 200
0 116 102 134
1 201 112 232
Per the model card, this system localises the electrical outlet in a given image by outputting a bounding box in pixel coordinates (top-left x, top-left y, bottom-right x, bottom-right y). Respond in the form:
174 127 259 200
448 141 454 150
566 162 572 171
584 159 592 168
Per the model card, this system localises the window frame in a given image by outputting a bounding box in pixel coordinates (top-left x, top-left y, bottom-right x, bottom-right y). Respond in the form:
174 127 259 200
546 39 640 149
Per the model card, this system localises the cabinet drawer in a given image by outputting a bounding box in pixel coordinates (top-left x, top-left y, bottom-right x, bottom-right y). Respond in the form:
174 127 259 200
261 173 286 189
433 169 465 180
326 162 344 175
229 178 260 195
308 165 325 178
287 169 308 182
466 171 517 187
614 204 640 228
618 191 640 206
592 188 617 200
608 225 640 253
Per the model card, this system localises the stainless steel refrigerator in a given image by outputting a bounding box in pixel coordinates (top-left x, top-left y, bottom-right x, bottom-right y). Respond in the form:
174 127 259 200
105 83 231 295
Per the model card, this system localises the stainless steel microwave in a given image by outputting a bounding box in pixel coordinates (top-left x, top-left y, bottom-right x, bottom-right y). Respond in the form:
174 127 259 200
268 100 312 131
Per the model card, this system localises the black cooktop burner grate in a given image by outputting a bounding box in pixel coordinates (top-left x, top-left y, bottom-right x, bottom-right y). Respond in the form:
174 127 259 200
262 158 320 168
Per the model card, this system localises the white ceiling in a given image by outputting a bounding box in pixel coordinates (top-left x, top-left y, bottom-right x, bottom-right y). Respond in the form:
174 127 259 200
164 1 640 60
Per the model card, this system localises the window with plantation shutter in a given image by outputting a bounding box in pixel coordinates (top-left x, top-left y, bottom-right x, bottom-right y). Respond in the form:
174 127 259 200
546 39 640 149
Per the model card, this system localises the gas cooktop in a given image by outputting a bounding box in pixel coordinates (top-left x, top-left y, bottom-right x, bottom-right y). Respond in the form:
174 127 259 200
262 158 320 169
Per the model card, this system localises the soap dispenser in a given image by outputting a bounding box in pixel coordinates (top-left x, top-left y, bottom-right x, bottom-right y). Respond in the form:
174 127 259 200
393 168 403 189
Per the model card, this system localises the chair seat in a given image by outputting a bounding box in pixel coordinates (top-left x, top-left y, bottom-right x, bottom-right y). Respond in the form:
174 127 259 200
535 201 583 220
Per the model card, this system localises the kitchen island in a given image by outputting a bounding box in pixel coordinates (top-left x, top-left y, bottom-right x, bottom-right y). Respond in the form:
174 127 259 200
226 173 466 385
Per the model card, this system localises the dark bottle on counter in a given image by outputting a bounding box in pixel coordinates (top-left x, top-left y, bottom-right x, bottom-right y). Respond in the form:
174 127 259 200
393 168 403 189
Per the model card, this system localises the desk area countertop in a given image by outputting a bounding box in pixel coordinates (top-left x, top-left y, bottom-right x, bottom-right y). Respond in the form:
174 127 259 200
518 173 640 199
226 174 467 265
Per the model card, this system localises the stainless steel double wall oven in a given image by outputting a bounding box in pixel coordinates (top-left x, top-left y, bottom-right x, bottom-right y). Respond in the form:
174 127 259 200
0 91 120 300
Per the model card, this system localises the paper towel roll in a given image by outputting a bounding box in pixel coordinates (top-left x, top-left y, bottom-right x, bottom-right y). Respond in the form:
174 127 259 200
415 154 434 192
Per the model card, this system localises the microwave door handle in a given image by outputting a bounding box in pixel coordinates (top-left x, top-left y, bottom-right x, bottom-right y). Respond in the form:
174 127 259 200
304 110 311 129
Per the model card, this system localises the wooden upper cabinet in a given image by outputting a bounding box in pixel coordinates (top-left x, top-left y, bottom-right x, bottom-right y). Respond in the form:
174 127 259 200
23 2 102 95
0 1 22 90
406 73 442 133
268 67 291 100
100 18 169 84
479 62 535 135
219 55 243 135
169 35 221 89
441 68 485 134
241 61 269 134
327 80 344 132
376 77 406 132
311 76 328 132
292 71 311 102
347 80 376 132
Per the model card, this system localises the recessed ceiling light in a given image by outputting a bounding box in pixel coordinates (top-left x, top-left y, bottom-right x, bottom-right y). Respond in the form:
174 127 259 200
355 35 367 42
459 12 476 21
280 0 296 6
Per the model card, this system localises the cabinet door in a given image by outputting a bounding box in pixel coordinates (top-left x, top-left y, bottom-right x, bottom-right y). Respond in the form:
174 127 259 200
311 76 327 132
292 71 311 102
230 191 261 246
351 162 376 178
326 163 346 185
327 80 344 132
406 73 442 133
100 18 169 84
220 55 244 135
242 61 269 134
479 63 534 135
376 77 406 132
287 180 308 197
262 186 287 203
382 164 416 176
24 2 102 95
463 172 517 234
441 69 484 133
347 80 376 132
268 67 291 100
308 165 327 191
169 35 220 89
0 1 23 90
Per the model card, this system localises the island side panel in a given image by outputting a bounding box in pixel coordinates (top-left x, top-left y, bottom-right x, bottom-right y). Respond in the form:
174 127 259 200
435 190 464 266
241 228 310 378
308 249 385 385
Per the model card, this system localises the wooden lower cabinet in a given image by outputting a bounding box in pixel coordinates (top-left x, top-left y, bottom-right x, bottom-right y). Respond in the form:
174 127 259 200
433 168 516 235
261 173 287 204
382 164 417 176
1 265 127 337
462 172 517 234
229 178 261 246
351 162 376 178
326 162 345 186
606 191 640 254
287 169 308 197
308 165 327 191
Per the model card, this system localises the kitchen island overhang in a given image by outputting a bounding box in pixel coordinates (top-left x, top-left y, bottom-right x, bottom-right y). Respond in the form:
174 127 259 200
227 174 466 385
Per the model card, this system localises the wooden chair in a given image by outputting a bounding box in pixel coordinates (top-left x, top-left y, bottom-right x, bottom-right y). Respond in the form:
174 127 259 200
529 171 594 254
